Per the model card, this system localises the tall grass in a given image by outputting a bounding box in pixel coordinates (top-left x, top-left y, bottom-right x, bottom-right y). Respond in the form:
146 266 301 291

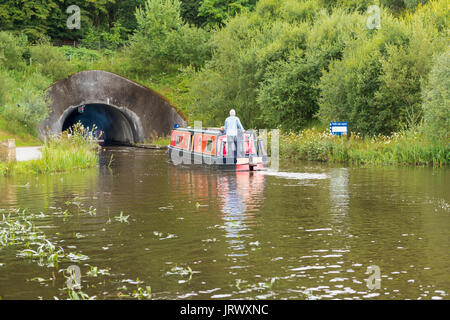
0 123 99 176
280 128 449 167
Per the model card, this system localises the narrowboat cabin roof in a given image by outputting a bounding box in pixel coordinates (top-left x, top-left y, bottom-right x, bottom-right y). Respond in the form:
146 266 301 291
174 127 223 135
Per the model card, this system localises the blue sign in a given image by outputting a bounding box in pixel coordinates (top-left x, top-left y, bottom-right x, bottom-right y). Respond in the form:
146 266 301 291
330 122 348 136
174 123 180 129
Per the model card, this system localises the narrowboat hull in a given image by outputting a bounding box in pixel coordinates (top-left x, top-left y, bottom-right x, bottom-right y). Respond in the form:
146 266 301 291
168 147 266 171
167 127 267 171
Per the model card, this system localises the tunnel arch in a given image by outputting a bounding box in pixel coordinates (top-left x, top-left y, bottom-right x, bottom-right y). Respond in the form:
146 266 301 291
39 70 187 144
61 103 138 145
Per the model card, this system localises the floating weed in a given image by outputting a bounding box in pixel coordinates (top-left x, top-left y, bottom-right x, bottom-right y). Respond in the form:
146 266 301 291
234 277 277 293
29 277 48 283
66 252 89 262
87 265 111 277
87 206 97 216
131 278 152 300
114 212 130 223
58 288 96 300
133 285 152 300
153 231 177 240
153 231 163 237
235 278 246 291
166 265 196 281
87 265 99 277
115 277 152 299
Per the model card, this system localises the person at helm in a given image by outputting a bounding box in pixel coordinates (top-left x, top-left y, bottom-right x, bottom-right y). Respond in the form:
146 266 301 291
224 109 244 160
224 109 244 137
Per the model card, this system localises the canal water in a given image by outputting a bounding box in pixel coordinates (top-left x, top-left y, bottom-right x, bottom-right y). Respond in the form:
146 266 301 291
0 147 448 300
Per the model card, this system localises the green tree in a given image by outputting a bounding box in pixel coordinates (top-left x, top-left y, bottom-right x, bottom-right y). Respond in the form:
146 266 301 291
180 0 206 26
317 2 447 136
198 0 257 28
0 31 27 70
422 49 450 141
126 0 210 74
258 9 366 131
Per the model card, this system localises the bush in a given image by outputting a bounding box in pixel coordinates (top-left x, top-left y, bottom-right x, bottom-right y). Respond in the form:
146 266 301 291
192 0 323 128
0 31 27 70
257 9 366 131
198 0 257 28
422 49 450 142
317 8 446 136
81 23 129 50
0 70 13 105
30 43 73 81
126 0 210 74
0 72 51 131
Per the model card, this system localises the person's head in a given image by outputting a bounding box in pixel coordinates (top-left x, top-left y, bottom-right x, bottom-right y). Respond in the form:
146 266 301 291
230 109 236 116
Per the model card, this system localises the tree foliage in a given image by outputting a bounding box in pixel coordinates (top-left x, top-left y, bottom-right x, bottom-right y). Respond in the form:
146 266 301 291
318 1 447 135
192 0 448 135
198 0 257 28
126 0 211 74
422 49 450 141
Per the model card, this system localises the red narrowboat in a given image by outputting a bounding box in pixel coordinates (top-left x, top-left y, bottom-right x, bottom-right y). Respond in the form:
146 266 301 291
168 127 267 171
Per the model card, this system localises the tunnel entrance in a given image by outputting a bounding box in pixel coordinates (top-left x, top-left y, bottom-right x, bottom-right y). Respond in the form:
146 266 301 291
62 104 136 145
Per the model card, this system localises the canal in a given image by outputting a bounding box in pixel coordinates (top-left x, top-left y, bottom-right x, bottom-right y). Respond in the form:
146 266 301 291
0 147 448 299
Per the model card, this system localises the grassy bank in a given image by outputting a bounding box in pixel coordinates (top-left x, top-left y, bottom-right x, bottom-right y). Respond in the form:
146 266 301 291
150 136 171 146
0 115 41 147
280 128 449 167
0 125 99 176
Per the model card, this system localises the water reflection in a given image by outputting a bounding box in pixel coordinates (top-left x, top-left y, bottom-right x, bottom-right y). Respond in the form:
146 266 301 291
329 168 349 215
218 172 265 256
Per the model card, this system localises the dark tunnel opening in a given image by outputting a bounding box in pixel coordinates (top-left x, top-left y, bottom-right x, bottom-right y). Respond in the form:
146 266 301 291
62 104 136 145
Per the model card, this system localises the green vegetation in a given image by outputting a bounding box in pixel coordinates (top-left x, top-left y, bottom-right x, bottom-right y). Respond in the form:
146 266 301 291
0 123 99 176
0 0 448 167
0 115 41 146
280 128 448 166
0 206 152 300
151 136 171 146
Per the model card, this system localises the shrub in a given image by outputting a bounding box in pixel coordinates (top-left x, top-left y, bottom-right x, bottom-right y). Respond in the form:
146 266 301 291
198 0 257 28
126 0 210 74
422 49 450 142
30 43 73 81
81 23 129 50
0 31 27 70
317 8 446 136
257 9 366 131
192 0 323 128
0 72 51 131
0 70 13 105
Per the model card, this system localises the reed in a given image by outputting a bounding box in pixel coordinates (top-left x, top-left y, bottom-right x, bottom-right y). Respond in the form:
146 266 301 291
0 123 99 176
280 128 449 167
150 136 171 146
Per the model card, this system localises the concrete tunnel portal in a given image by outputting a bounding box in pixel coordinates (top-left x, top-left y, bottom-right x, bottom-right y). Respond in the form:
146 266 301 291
39 70 187 145
62 103 136 145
